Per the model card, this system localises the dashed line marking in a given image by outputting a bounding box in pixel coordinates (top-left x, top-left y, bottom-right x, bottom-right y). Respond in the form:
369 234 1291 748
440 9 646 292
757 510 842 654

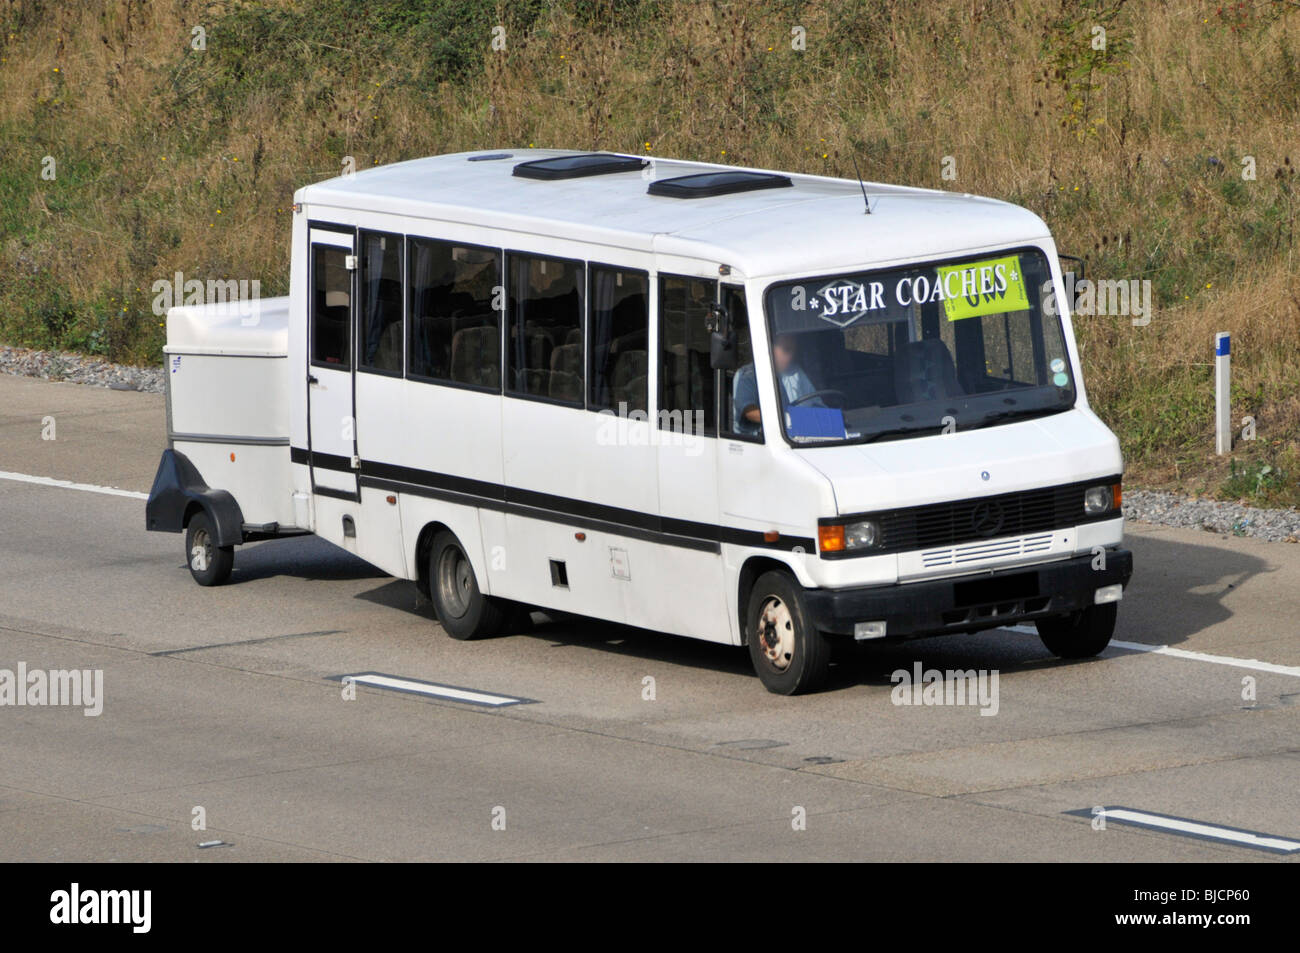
1005 624 1300 677
329 672 535 707
0 470 148 500
1065 806 1300 853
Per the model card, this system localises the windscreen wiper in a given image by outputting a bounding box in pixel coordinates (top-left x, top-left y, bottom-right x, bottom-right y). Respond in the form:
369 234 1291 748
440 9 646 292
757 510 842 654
972 405 1070 429
859 424 943 443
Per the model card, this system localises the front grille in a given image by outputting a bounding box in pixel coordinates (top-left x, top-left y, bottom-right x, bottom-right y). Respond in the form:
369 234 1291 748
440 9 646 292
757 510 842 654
921 531 1054 568
832 476 1120 557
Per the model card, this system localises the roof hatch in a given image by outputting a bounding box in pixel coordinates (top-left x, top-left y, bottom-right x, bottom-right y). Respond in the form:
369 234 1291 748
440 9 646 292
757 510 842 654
647 170 793 199
512 153 648 180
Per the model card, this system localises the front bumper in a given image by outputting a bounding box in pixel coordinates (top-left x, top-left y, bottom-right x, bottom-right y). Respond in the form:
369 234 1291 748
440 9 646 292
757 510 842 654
804 548 1133 639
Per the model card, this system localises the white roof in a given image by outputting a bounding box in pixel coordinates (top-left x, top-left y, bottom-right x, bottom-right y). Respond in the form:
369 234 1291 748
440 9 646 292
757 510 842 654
296 149 1052 279
164 296 290 356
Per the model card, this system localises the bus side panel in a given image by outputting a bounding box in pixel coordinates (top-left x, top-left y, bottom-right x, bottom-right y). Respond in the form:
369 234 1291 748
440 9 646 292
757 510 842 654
497 399 659 624
483 513 735 645
490 514 628 624
621 541 733 644
311 487 407 579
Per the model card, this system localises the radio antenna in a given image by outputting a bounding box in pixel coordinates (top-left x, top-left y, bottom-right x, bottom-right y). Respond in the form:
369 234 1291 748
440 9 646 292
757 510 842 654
851 152 871 215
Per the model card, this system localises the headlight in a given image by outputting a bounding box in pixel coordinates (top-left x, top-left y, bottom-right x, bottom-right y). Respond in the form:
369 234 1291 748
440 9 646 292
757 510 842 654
1084 483 1121 515
818 519 881 553
845 519 880 548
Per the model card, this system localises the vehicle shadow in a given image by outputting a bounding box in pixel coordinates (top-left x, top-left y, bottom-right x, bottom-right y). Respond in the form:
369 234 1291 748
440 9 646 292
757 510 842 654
228 534 388 583
353 578 755 677
329 526 1274 693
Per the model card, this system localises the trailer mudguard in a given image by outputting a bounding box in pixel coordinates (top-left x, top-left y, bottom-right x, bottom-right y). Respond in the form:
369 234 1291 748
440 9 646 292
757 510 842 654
145 449 245 548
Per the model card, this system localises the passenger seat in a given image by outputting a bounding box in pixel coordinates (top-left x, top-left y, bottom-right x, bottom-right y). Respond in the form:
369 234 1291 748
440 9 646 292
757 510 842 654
893 339 962 402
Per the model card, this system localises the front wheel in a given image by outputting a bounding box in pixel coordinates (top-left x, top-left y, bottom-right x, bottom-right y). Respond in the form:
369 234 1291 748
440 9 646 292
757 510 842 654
1036 602 1117 658
429 530 508 640
185 511 233 587
745 571 832 695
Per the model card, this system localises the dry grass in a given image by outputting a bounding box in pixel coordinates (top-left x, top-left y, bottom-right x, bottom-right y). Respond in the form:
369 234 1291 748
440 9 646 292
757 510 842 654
2 0 1298 499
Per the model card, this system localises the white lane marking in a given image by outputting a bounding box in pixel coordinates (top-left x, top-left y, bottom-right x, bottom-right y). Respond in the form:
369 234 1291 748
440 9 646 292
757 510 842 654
339 673 531 707
1087 807 1300 853
1108 640 1300 678
1004 624 1300 678
0 470 148 500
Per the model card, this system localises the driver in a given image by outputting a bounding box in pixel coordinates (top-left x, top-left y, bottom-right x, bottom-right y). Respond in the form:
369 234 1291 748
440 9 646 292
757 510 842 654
732 332 820 435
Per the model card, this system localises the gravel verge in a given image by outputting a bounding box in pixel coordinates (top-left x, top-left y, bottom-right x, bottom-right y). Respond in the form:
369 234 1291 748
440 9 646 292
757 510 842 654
1123 489 1300 543
0 345 165 394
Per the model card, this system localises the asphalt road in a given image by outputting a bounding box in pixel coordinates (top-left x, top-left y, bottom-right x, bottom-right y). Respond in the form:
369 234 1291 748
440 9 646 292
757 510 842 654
1 373 1297 862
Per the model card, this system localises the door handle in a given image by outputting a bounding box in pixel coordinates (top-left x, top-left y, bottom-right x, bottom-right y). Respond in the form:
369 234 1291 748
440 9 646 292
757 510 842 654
307 374 319 385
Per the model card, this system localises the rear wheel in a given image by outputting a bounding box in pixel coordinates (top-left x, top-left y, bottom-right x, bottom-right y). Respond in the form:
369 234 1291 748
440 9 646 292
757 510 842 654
429 530 508 640
1036 603 1117 658
185 511 233 587
745 571 832 695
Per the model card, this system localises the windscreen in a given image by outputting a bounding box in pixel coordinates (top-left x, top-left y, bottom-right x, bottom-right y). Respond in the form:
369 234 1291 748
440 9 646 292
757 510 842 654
760 248 1075 445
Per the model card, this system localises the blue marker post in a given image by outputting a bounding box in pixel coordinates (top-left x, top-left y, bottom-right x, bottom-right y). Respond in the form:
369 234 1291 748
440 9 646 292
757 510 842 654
1215 331 1231 455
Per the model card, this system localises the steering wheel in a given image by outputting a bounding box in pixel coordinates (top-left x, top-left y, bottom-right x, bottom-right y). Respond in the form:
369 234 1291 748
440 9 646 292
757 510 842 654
791 389 847 408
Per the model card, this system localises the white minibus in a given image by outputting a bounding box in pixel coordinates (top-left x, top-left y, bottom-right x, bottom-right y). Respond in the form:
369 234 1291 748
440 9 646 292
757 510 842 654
147 149 1132 694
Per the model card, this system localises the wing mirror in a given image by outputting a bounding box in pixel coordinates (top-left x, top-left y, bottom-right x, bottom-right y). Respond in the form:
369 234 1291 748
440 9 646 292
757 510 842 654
707 303 737 370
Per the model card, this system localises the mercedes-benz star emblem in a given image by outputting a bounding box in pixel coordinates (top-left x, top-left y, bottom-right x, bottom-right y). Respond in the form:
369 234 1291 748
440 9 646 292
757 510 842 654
971 501 1004 537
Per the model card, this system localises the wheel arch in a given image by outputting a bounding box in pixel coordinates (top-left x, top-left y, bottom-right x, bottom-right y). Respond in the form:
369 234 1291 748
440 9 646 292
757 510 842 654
736 555 798 647
146 449 244 546
413 520 452 598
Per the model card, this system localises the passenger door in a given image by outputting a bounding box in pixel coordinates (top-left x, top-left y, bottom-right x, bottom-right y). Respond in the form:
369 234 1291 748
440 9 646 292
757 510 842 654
655 273 729 642
306 225 359 500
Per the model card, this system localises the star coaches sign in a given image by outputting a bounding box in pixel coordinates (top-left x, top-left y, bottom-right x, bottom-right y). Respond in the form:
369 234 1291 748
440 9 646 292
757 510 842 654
768 252 1042 334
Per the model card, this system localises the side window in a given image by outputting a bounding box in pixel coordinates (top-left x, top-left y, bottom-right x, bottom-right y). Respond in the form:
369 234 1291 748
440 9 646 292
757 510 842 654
588 265 649 414
506 254 584 404
310 243 351 367
358 230 403 375
658 274 716 435
407 238 501 390
719 285 760 440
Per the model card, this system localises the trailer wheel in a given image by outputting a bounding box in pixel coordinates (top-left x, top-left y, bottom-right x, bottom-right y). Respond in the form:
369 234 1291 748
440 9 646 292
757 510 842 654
429 530 508 640
745 571 832 695
1036 603 1117 659
185 511 233 587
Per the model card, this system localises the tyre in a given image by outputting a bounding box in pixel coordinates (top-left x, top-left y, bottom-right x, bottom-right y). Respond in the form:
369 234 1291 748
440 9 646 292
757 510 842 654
1036 602 1117 659
745 571 832 695
428 530 508 640
185 511 234 587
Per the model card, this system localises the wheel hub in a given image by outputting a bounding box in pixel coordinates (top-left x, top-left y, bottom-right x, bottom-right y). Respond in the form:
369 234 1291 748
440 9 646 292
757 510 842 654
756 596 794 671
437 547 472 618
190 531 210 572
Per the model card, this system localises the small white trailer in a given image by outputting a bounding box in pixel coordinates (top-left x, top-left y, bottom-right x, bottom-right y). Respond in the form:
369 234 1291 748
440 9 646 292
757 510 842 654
147 149 1132 694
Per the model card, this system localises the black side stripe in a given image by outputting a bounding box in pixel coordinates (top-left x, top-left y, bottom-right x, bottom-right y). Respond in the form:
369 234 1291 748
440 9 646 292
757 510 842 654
290 446 815 554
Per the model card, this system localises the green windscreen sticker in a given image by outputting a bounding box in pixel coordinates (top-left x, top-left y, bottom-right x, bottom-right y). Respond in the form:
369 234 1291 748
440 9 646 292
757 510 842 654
937 255 1030 321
